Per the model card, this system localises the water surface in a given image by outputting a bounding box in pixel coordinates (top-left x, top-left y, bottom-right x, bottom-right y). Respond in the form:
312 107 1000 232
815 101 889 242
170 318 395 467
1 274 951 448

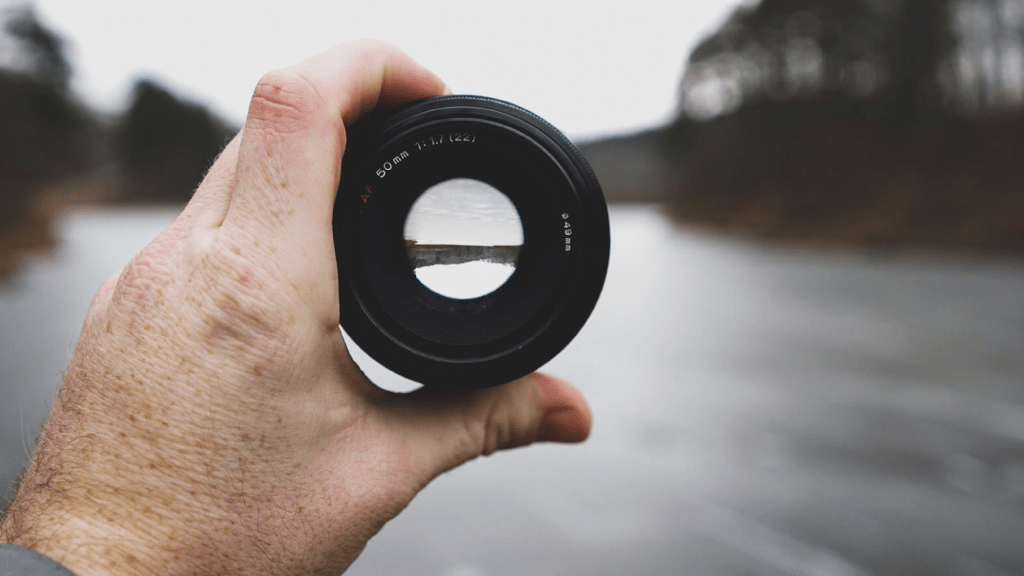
2 205 1023 576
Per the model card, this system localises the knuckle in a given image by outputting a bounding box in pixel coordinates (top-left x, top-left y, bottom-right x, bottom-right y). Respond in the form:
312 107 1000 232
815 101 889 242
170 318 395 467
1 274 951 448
350 38 396 53
98 246 183 349
249 68 322 133
481 417 510 457
347 38 401 64
111 250 176 308
82 270 122 329
92 270 122 306
194 242 295 347
446 404 488 463
461 395 534 458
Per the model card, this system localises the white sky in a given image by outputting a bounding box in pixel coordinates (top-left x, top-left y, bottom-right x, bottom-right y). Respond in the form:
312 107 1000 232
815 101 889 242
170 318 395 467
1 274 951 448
23 0 744 139
405 178 523 246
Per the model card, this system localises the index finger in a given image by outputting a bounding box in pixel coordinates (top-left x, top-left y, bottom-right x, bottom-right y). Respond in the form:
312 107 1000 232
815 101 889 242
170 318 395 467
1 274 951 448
220 40 447 242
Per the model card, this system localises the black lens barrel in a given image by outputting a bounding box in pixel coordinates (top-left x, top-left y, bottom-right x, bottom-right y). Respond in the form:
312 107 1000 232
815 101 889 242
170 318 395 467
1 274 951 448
334 96 609 388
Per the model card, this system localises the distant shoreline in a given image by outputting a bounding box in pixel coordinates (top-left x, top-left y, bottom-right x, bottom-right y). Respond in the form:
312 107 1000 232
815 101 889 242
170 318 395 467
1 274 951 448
5 160 1024 283
579 112 1024 257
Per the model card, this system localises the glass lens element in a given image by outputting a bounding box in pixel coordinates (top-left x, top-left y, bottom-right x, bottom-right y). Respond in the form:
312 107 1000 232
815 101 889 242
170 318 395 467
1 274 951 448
404 178 524 299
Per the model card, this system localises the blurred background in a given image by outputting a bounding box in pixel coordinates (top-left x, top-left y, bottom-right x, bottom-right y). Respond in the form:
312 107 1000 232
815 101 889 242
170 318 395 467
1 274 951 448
2 0 1024 574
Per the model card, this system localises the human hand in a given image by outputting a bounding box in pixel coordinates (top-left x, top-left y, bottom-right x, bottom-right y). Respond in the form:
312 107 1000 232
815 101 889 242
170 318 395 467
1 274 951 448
0 40 591 576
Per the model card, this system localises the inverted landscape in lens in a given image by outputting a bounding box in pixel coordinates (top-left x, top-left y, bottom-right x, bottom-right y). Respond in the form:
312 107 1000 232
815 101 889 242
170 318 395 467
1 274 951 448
403 178 524 300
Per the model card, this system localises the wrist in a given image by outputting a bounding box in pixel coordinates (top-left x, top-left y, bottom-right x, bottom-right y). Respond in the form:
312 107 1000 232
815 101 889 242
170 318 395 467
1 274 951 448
2 483 191 576
0 403 218 576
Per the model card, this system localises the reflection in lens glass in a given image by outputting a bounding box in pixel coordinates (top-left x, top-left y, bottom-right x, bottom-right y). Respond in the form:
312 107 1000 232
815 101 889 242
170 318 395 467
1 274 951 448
404 178 523 299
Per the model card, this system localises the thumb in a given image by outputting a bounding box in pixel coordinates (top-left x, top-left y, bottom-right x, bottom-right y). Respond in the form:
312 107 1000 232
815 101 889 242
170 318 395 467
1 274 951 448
382 373 592 481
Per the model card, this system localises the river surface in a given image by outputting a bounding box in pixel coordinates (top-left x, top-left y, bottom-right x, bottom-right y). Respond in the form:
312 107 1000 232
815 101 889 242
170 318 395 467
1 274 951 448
2 205 1023 576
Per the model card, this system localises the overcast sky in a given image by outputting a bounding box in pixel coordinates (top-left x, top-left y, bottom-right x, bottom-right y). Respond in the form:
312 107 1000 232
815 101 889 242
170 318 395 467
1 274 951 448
21 0 745 139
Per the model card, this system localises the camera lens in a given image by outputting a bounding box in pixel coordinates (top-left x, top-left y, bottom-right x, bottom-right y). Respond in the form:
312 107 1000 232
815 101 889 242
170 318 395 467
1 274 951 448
334 96 609 388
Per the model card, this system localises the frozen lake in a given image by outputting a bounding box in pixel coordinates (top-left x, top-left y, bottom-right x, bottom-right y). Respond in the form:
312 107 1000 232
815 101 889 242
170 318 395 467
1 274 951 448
2 205 1023 575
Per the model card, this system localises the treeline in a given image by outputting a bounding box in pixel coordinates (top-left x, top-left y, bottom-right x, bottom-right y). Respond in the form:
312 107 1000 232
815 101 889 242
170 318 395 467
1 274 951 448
0 7 235 277
584 0 1024 252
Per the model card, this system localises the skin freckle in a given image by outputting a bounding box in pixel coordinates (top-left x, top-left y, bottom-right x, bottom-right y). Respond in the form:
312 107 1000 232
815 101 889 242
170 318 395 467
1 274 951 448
240 433 253 443
253 365 263 376
129 414 137 422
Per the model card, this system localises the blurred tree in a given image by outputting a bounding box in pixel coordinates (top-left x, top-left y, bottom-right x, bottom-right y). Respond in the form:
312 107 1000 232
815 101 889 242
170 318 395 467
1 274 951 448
0 6 90 187
0 7 94 278
112 79 236 202
2 5 71 89
0 8 237 278
891 0 948 122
